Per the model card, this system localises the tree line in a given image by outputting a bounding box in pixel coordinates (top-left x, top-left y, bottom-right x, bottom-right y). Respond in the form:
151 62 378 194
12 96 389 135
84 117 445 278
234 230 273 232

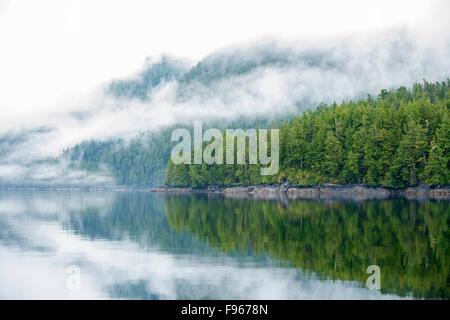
165 80 449 188
66 117 276 187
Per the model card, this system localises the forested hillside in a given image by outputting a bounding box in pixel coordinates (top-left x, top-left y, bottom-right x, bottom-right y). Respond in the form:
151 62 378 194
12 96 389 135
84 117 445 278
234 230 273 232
104 42 380 106
105 44 328 100
2 37 449 188
65 127 176 187
165 81 450 188
65 117 277 187
105 56 189 101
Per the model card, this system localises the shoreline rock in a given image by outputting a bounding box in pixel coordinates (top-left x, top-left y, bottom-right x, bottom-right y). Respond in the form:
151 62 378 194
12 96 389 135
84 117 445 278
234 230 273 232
150 184 450 200
3 184 448 200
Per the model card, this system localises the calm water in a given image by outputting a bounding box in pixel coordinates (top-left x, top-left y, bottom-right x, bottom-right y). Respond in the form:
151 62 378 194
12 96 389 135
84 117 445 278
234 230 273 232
0 191 448 299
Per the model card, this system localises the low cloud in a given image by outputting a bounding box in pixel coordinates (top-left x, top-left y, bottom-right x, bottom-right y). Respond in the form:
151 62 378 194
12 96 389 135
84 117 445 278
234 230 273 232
0 25 449 186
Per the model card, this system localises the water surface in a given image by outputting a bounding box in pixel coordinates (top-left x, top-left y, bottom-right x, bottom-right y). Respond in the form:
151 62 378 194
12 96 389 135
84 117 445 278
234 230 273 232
0 191 448 299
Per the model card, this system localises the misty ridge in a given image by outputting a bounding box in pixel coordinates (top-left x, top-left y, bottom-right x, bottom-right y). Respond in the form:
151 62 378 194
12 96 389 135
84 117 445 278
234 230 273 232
0 28 449 187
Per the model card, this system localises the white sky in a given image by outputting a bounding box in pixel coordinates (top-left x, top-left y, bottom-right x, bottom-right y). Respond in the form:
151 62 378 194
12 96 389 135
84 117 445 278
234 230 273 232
0 0 446 118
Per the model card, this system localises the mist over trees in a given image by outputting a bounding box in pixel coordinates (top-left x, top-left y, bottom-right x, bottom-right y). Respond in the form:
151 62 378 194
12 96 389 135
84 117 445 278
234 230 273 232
64 80 449 189
166 80 450 188
65 117 277 187
106 56 189 101
105 34 450 108
1 36 449 188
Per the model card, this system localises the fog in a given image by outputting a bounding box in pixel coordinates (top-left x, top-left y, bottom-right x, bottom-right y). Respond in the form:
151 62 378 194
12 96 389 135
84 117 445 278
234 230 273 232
0 1 449 186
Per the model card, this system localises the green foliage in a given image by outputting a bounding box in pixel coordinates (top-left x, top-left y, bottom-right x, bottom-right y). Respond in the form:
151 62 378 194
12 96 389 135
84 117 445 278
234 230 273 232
166 80 450 188
67 80 450 188
66 118 278 187
66 127 176 187
106 56 188 100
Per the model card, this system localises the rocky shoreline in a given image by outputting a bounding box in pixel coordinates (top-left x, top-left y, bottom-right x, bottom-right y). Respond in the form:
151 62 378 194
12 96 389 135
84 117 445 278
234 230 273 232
150 184 450 200
2 184 448 200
